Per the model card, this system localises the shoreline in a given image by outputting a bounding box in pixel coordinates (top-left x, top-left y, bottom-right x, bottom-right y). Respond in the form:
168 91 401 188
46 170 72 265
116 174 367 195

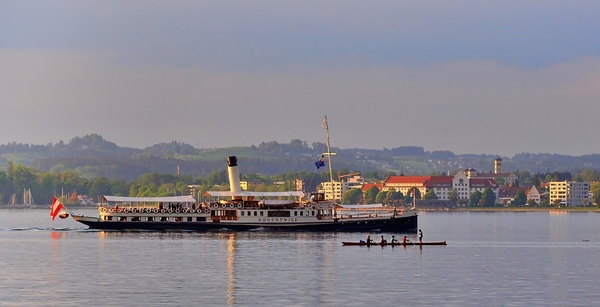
0 205 95 209
448 207 600 212
2 205 599 213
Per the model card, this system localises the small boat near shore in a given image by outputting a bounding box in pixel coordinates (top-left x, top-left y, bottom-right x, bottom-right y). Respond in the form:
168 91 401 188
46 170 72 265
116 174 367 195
342 241 447 246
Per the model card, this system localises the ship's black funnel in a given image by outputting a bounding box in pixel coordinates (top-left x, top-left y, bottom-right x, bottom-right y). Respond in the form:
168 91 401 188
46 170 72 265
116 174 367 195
228 156 237 167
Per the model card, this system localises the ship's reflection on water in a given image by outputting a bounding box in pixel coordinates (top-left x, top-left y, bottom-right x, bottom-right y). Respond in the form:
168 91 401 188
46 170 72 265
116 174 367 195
226 233 236 305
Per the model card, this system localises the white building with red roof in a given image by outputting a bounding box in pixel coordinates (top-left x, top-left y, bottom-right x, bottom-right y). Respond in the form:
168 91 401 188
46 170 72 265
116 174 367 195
382 176 431 198
383 169 498 202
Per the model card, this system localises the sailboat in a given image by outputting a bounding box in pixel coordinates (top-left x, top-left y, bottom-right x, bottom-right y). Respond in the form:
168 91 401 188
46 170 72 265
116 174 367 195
22 188 35 207
8 194 17 206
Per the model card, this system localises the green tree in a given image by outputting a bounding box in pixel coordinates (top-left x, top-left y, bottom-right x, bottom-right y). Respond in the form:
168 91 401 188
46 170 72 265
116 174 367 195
54 171 89 198
0 171 10 203
516 170 531 185
448 188 459 204
206 170 228 186
531 173 541 187
470 190 482 206
481 188 497 207
110 179 130 196
385 189 404 205
513 190 527 206
423 190 438 199
375 190 388 204
38 172 55 204
8 162 37 192
364 186 380 204
576 169 600 182
89 177 111 200
591 182 600 206
342 188 362 204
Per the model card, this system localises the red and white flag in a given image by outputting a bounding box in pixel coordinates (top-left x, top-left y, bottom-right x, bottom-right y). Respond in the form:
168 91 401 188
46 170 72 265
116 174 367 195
50 197 64 221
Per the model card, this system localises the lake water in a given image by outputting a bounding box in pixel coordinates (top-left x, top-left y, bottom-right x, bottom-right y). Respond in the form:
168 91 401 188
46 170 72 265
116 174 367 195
1 209 599 306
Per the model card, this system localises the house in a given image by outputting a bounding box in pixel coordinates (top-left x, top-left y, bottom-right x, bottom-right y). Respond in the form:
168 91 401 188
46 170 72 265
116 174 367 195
526 186 545 204
497 186 528 205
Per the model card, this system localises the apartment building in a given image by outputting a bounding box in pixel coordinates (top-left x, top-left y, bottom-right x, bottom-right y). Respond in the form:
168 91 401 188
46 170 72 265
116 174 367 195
549 181 590 206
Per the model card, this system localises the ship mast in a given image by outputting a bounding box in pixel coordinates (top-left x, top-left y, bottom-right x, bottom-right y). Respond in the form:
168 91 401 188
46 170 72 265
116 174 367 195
323 116 335 185
322 116 338 219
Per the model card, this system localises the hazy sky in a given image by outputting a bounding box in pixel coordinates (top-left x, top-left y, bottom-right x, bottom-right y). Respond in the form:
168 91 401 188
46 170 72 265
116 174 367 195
2 1 599 157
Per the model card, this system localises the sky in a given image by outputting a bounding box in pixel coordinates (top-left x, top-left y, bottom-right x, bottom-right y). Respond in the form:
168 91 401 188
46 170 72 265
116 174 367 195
1 1 600 157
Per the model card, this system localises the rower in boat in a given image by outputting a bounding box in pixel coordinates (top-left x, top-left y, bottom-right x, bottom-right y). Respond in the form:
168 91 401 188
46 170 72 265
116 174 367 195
390 235 398 244
366 235 373 244
380 235 387 245
402 235 411 244
341 240 446 246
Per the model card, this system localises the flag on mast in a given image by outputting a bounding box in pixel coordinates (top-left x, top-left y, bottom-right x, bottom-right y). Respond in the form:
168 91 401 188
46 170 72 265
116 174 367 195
315 155 325 169
50 197 64 221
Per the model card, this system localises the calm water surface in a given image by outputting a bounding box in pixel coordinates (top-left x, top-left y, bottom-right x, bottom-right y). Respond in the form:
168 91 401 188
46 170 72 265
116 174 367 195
1 209 599 306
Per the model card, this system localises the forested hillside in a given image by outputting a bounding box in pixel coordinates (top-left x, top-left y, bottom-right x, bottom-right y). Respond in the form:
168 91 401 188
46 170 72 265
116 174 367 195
2 134 600 181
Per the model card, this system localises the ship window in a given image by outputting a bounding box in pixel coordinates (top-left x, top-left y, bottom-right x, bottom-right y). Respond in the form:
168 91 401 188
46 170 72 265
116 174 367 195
241 211 244 216
300 211 304 216
253 211 257 216
187 217 192 222
147 217 154 222
260 211 264 216
106 216 112 221
312 211 315 216
294 211 298 216
120 216 127 221
268 211 290 217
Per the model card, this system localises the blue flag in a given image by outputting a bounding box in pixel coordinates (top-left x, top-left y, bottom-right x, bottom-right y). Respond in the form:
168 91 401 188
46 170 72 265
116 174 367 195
315 158 325 169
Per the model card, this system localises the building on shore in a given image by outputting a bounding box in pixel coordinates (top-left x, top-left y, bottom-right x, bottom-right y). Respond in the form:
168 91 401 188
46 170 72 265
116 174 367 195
465 159 518 186
549 181 590 206
320 175 367 201
383 169 499 203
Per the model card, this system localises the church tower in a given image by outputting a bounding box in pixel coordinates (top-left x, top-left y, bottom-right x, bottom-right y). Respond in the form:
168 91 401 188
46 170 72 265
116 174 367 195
494 158 503 174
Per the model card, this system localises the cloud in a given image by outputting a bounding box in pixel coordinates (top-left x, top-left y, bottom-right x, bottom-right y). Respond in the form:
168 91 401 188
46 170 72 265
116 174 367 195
3 1 600 71
1 49 599 156
2 1 600 156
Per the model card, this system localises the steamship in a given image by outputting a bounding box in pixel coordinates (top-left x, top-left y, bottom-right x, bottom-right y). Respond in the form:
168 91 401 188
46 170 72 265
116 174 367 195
69 117 417 232
70 155 417 232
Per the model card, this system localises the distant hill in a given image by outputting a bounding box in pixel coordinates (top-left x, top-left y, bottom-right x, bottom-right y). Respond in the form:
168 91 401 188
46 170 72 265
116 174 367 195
1 134 599 181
